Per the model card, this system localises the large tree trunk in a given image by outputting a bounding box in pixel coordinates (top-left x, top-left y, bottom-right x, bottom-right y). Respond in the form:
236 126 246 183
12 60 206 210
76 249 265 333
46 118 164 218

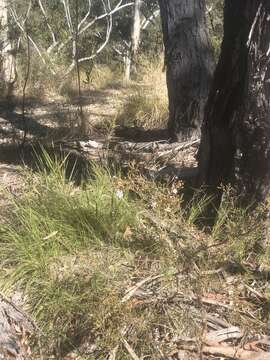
0 0 16 95
198 1 270 204
158 0 214 141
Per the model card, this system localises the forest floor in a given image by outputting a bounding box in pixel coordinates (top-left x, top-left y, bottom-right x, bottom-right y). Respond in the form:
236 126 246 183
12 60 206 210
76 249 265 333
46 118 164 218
0 80 196 192
0 86 127 142
0 78 270 360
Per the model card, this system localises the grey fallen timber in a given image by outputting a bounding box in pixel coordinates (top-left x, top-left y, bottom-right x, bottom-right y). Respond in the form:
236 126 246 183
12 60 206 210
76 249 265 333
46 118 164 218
78 138 200 153
6 138 199 182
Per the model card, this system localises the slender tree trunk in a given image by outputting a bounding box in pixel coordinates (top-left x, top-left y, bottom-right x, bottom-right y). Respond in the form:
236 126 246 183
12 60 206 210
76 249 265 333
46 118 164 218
0 0 16 95
131 0 141 62
158 0 214 141
198 1 270 204
124 49 132 84
124 0 142 83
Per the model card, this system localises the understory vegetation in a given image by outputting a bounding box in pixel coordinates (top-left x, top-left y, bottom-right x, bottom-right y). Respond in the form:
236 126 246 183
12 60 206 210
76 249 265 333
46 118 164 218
116 59 168 129
0 153 269 358
2 1 270 359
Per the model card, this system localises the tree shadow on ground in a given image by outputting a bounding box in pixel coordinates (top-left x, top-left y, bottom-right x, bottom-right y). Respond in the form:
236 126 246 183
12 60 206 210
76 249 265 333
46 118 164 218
114 126 170 142
0 142 90 185
67 88 111 107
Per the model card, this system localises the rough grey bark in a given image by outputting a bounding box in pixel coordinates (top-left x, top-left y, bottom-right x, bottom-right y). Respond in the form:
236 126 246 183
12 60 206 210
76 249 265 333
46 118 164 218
0 0 16 93
158 0 214 141
198 1 270 204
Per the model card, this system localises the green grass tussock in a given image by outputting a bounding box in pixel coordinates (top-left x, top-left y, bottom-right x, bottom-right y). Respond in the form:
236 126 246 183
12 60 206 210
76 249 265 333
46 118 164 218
0 153 269 358
0 156 140 355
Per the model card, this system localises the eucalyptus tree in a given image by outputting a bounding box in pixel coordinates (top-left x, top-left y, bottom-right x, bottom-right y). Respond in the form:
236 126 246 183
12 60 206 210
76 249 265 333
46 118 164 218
158 0 215 141
0 0 16 95
124 0 141 83
199 0 270 204
10 0 134 75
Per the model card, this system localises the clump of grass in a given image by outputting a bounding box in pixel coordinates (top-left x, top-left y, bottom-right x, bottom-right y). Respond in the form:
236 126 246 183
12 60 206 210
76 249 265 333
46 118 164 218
59 64 122 101
0 154 140 354
88 64 122 90
59 77 78 101
0 156 192 357
0 153 268 358
117 89 168 129
117 58 168 129
210 193 266 265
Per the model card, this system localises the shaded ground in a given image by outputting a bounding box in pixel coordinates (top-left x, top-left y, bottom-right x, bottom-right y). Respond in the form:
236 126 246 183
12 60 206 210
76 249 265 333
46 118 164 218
0 162 28 243
0 163 22 191
0 87 128 143
0 83 197 189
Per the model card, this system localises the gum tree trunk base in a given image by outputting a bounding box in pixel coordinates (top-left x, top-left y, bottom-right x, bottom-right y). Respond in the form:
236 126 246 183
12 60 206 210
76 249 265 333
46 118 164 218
159 0 214 141
198 1 270 205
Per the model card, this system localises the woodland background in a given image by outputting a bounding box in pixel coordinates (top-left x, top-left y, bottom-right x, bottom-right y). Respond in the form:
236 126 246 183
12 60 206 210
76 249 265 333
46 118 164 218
1 1 270 360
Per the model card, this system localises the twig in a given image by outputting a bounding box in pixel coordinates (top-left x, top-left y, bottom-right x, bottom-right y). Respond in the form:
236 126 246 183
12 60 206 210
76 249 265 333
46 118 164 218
206 314 230 330
122 339 141 360
155 139 200 161
170 291 258 321
205 326 243 343
122 268 225 304
74 0 86 134
108 345 119 360
108 326 128 359
121 274 163 303
247 3 262 47
244 284 266 301
21 28 31 147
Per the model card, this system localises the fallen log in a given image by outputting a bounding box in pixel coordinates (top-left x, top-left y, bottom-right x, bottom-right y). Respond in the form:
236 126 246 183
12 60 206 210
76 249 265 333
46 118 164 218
145 166 198 181
76 138 198 181
0 136 198 183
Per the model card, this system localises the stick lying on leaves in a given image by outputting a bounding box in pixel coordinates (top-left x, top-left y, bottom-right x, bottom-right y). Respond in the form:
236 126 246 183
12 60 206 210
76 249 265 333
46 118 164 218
122 339 141 360
170 337 270 360
205 326 243 343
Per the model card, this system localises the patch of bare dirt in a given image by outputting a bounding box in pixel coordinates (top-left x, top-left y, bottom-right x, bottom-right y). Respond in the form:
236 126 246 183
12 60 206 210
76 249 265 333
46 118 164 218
0 86 128 145
26 87 127 137
0 164 24 214
0 164 23 193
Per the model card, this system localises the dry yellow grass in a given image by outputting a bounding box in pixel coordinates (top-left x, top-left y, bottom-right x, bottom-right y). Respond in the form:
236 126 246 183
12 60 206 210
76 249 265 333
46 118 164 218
117 58 169 129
